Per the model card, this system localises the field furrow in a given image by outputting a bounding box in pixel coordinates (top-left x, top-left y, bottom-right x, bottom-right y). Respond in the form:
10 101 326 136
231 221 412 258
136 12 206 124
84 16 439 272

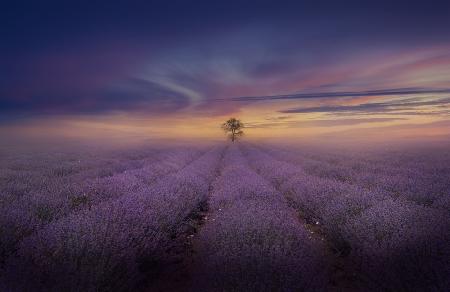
0 142 449 291
256 143 450 210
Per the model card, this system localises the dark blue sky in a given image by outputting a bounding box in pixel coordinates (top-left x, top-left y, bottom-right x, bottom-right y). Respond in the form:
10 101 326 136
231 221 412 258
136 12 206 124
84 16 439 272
3 1 450 51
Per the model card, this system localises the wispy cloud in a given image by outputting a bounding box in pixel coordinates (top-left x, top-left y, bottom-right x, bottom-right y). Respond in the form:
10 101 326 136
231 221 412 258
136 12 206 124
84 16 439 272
0 78 193 116
279 97 450 114
245 117 406 128
228 87 450 102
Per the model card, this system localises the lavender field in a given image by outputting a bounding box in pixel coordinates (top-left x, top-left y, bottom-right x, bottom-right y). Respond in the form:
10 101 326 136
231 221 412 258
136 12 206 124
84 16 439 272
0 142 449 292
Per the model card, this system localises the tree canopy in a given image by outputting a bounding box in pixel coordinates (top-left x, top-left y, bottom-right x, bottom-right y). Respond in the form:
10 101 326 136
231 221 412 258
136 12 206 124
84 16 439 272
222 118 244 142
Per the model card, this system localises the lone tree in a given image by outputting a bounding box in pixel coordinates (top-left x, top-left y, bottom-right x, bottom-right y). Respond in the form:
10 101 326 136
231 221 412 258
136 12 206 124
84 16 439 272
222 118 244 142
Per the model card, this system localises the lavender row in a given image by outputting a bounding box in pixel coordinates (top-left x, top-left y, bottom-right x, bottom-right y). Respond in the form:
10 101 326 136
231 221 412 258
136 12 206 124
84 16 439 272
83 148 203 206
191 145 328 291
0 146 202 202
1 150 151 197
0 147 222 291
258 144 450 209
0 148 202 265
241 145 374 251
243 145 450 291
342 198 450 291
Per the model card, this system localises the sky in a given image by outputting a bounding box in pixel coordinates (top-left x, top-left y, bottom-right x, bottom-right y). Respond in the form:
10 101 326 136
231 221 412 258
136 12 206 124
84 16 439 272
1 0 450 143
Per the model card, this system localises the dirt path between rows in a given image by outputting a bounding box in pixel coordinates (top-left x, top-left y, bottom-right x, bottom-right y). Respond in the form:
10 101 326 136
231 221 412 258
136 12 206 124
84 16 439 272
294 206 362 291
143 149 227 292
241 146 363 291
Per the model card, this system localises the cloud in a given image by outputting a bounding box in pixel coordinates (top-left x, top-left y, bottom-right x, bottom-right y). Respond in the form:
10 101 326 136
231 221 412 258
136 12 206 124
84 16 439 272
319 119 450 140
245 117 405 128
306 118 407 127
229 87 450 102
264 116 291 121
0 78 192 116
279 96 450 114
